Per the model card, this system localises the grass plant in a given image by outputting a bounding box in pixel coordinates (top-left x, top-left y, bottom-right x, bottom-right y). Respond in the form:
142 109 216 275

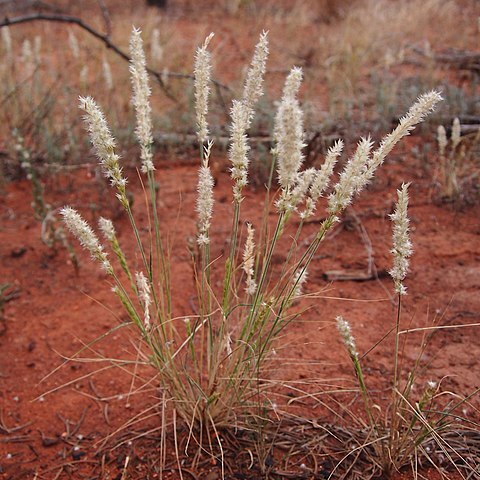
60 25 443 461
335 184 479 478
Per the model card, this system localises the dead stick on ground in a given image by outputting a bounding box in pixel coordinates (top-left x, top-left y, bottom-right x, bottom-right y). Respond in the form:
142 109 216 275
411 46 480 72
0 412 32 434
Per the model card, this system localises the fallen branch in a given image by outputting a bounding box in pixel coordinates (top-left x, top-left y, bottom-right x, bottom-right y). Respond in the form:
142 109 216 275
154 132 273 150
412 46 480 73
154 130 340 152
323 268 389 282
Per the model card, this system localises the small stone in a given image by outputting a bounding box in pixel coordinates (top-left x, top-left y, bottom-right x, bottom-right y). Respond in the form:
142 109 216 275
72 449 86 461
11 247 27 258
42 436 59 447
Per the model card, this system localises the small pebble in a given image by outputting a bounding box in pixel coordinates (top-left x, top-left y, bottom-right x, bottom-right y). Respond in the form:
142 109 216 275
72 449 86 461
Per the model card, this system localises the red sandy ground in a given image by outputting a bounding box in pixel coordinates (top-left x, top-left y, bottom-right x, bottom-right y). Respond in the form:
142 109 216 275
0 137 479 479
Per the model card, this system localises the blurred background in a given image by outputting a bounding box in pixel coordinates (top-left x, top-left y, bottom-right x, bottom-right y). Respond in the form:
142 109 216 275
0 0 478 188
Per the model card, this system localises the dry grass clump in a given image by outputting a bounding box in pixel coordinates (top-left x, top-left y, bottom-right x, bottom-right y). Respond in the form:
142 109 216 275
57 25 452 477
297 0 477 133
313 0 475 71
437 118 480 201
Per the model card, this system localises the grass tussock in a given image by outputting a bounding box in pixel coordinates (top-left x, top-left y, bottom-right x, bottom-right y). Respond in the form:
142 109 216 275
55 26 478 479
437 117 480 202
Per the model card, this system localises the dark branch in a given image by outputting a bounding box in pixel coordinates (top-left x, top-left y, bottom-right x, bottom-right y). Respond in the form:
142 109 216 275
412 46 480 73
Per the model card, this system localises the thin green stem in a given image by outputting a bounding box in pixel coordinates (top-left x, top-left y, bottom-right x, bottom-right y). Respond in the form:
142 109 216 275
147 168 171 320
389 293 403 467
222 201 240 311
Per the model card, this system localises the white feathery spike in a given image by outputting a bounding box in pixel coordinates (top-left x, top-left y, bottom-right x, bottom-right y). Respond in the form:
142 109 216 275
135 271 153 330
79 96 127 193
61 206 112 273
336 316 358 359
389 183 413 295
129 27 155 173
194 33 214 144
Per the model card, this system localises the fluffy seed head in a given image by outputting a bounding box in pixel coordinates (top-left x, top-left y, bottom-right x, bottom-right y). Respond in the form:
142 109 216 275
451 117 461 150
61 207 112 273
327 91 441 218
79 96 127 194
274 67 306 189
328 137 373 214
242 223 257 296
229 100 250 202
302 140 343 218
228 32 269 202
389 183 413 295
196 144 214 245
135 271 152 330
194 33 214 144
311 140 343 201
292 267 308 299
366 91 442 180
279 168 315 214
283 66 303 99
426 380 437 391
129 27 155 173
437 125 447 156
336 316 358 359
98 217 116 243
242 31 269 117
